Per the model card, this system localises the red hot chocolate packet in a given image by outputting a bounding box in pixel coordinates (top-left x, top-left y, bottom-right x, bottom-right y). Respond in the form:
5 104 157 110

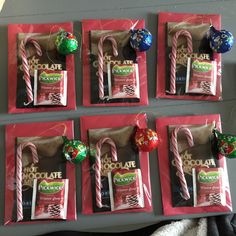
193 167 226 207
107 63 140 99
34 70 67 106
186 58 217 96
108 168 144 211
31 178 69 220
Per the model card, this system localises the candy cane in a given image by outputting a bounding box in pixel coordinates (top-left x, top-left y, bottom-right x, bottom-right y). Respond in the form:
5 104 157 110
16 142 39 221
98 35 118 100
168 30 193 94
19 37 42 105
171 126 194 200
95 137 117 208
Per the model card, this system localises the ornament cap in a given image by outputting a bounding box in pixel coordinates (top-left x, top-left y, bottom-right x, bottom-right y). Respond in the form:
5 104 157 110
209 25 217 32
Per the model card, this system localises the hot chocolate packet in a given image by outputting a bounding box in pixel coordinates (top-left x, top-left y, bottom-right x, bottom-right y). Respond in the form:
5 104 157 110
31 178 69 220
107 63 140 99
108 168 144 211
88 126 140 212
186 58 217 96
193 167 226 207
34 70 67 106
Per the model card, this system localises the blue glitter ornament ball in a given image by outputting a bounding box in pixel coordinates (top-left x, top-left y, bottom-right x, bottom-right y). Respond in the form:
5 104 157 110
208 26 234 53
130 29 152 52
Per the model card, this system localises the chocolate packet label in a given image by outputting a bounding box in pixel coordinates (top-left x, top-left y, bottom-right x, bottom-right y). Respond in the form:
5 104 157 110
108 168 144 211
31 178 69 220
193 167 226 207
34 70 67 106
186 58 217 95
107 63 140 99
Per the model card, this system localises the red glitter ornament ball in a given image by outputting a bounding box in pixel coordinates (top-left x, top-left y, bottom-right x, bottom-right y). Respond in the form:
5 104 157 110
134 128 159 152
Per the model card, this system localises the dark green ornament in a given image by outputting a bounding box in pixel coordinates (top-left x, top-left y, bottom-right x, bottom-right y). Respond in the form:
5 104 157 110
55 30 78 55
63 137 87 163
214 129 236 158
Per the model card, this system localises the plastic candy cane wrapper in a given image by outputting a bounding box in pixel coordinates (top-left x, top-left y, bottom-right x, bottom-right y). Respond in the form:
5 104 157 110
156 114 232 216
8 23 76 113
80 114 152 214
82 19 148 107
4 121 76 225
156 12 222 101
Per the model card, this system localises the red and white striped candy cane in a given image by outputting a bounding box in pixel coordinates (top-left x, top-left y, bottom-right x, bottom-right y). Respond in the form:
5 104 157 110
16 142 39 221
168 30 193 94
19 37 42 105
171 126 194 200
95 137 117 208
98 35 118 100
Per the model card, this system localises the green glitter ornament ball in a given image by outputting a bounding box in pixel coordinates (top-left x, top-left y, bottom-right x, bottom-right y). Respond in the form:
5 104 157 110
63 137 88 164
215 130 236 158
55 30 78 55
